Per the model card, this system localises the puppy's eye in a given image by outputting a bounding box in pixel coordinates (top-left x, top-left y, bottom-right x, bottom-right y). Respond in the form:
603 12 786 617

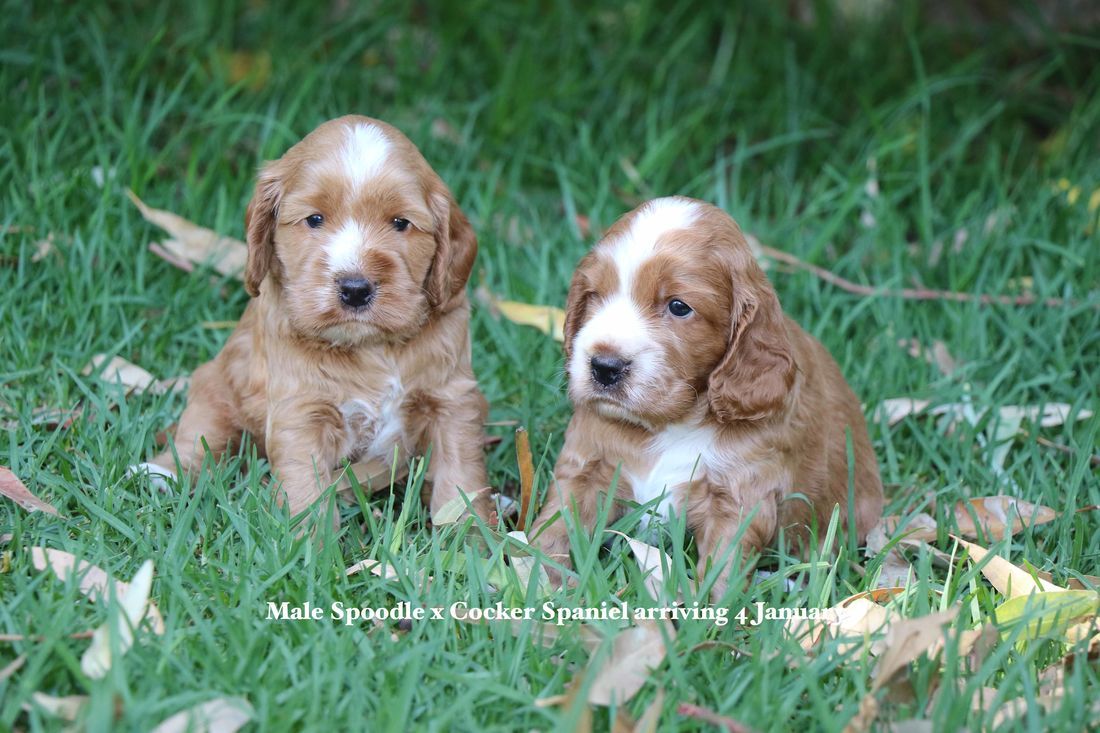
391 217 411 232
668 299 693 318
305 214 324 229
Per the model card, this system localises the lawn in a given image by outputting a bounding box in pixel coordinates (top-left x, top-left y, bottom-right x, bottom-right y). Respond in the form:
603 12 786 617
1 1 1099 731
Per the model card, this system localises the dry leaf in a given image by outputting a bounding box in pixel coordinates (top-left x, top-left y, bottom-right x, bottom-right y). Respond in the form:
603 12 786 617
81 559 155 678
632 688 664 733
898 339 957 376
952 496 1057 539
82 354 189 396
587 620 674 706
0 654 26 681
476 288 565 341
31 234 56 263
871 608 958 691
955 538 1065 598
0 465 61 516
345 558 399 580
506 530 551 598
515 427 535 531
873 398 931 425
31 548 165 633
615 533 673 603
150 696 255 733
431 487 491 525
22 693 89 721
128 190 248 279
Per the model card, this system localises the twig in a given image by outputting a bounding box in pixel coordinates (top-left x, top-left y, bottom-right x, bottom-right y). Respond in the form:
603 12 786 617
515 427 535 532
0 630 95 642
1035 436 1100 467
677 703 759 733
757 243 1088 309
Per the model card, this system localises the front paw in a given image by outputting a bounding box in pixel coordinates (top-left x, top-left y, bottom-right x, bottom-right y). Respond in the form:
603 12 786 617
126 462 177 494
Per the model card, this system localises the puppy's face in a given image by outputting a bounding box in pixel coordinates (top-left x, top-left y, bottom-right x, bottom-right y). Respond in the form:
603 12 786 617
244 116 476 345
564 197 794 428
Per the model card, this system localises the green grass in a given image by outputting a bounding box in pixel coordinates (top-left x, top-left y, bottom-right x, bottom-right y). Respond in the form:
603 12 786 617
2 1 1099 730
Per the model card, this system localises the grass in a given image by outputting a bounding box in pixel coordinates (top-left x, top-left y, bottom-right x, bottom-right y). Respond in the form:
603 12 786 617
1 0 1099 730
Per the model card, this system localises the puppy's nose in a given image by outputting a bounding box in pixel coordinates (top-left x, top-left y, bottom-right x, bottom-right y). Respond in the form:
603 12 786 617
337 277 375 308
590 355 629 387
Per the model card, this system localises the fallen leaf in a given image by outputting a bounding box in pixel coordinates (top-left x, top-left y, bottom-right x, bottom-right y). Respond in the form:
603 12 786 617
128 190 248 279
873 398 931 426
31 234 56 263
992 590 1100 641
31 548 165 633
22 693 89 721
952 496 1057 540
0 654 26 681
873 609 958 689
0 465 61 516
82 354 189 396
476 288 565 341
431 487 491 525
632 688 664 733
344 558 399 579
607 531 673 604
898 339 957 376
587 620 675 706
676 702 757 733
150 696 255 733
81 559 156 678
515 427 535 531
955 537 1065 598
506 530 551 598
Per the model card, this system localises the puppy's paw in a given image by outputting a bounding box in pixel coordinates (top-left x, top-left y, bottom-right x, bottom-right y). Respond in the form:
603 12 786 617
126 462 177 494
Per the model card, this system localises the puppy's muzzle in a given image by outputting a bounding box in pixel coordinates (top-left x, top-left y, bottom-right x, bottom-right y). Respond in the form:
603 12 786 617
337 277 376 309
590 354 629 388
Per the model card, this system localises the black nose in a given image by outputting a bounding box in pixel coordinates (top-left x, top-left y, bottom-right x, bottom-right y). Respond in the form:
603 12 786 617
337 278 375 308
590 355 629 387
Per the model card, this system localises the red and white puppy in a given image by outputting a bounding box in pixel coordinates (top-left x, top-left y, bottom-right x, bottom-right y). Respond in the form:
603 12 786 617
131 115 489 524
532 197 883 592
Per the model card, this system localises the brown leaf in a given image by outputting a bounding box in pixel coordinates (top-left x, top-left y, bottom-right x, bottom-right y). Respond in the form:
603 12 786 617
150 696 254 733
871 608 958 691
515 427 535 531
952 496 1057 540
587 620 674 706
31 547 165 634
82 354 189 396
127 190 248 279
0 466 61 516
22 693 89 721
676 702 757 733
898 338 957 376
0 654 26 681
955 537 1065 598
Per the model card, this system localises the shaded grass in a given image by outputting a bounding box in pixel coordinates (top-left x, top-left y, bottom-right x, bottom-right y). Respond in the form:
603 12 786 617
1 0 1099 730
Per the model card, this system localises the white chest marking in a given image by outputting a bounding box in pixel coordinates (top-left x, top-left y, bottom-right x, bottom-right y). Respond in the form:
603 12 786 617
628 422 717 522
340 371 406 465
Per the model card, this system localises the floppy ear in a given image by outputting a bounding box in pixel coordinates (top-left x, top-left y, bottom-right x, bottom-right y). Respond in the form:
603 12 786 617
425 189 478 311
708 282 795 422
561 253 596 361
243 162 285 297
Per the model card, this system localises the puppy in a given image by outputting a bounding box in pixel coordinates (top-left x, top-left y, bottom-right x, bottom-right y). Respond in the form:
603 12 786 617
132 115 490 524
532 197 883 593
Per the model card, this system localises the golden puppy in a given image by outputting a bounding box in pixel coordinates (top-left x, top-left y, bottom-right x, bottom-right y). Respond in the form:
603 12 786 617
131 115 489 524
532 197 883 592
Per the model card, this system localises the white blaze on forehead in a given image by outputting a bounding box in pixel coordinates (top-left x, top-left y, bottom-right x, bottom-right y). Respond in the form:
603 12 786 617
326 220 365 274
608 197 699 290
342 123 390 188
570 198 699 373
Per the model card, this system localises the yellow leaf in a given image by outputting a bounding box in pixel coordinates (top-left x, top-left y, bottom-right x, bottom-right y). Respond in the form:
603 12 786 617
955 537 1065 598
992 590 1100 641
477 288 565 341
